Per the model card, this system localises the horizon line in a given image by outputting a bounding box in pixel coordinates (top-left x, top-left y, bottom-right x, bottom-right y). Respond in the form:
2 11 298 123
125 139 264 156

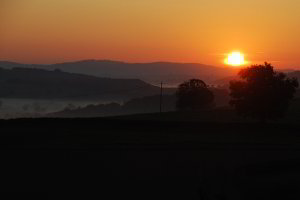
0 59 295 70
0 59 220 67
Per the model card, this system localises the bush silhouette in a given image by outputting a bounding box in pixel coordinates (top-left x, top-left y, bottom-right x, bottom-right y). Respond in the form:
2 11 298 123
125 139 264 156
176 79 214 111
230 62 299 121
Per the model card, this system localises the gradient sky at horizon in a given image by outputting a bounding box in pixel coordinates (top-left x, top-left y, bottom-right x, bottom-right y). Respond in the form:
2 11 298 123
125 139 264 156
0 0 299 68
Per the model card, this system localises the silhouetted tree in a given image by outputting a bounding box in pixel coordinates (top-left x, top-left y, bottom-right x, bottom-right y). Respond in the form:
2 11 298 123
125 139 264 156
230 62 298 121
176 79 214 111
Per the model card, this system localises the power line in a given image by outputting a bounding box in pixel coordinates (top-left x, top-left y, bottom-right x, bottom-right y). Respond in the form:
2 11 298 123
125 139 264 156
160 82 163 113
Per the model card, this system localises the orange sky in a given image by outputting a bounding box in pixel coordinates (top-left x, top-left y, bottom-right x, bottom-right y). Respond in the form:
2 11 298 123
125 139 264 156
0 0 299 68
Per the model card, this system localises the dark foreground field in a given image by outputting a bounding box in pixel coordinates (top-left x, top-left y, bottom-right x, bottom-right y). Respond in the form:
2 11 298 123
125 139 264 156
1 115 300 199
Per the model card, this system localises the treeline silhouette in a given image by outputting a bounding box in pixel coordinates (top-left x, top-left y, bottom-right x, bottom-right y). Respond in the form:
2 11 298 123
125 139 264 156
49 95 176 117
174 63 298 122
49 63 300 121
230 62 298 121
49 88 229 118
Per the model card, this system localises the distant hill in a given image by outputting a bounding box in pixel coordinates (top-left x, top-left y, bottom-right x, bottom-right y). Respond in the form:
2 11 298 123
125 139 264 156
0 67 164 100
0 60 238 86
48 95 177 118
49 88 230 118
213 76 239 87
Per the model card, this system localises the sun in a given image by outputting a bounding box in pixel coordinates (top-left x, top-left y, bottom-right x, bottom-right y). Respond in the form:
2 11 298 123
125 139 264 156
224 52 246 67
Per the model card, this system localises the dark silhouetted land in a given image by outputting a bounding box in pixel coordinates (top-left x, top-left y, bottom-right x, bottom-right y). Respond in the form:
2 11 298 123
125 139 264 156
0 67 164 100
0 60 238 86
1 116 300 199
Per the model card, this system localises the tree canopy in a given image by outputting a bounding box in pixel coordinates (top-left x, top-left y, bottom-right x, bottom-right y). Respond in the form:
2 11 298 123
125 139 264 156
230 62 298 121
176 79 214 111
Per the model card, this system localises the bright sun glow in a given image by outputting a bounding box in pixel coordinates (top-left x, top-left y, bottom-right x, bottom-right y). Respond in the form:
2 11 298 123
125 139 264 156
225 52 246 66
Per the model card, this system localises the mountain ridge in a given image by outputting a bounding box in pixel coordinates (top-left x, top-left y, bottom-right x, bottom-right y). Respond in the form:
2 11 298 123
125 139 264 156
0 60 238 85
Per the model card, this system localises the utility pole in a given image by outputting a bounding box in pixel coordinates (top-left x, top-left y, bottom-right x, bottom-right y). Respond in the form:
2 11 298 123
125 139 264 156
160 82 163 113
